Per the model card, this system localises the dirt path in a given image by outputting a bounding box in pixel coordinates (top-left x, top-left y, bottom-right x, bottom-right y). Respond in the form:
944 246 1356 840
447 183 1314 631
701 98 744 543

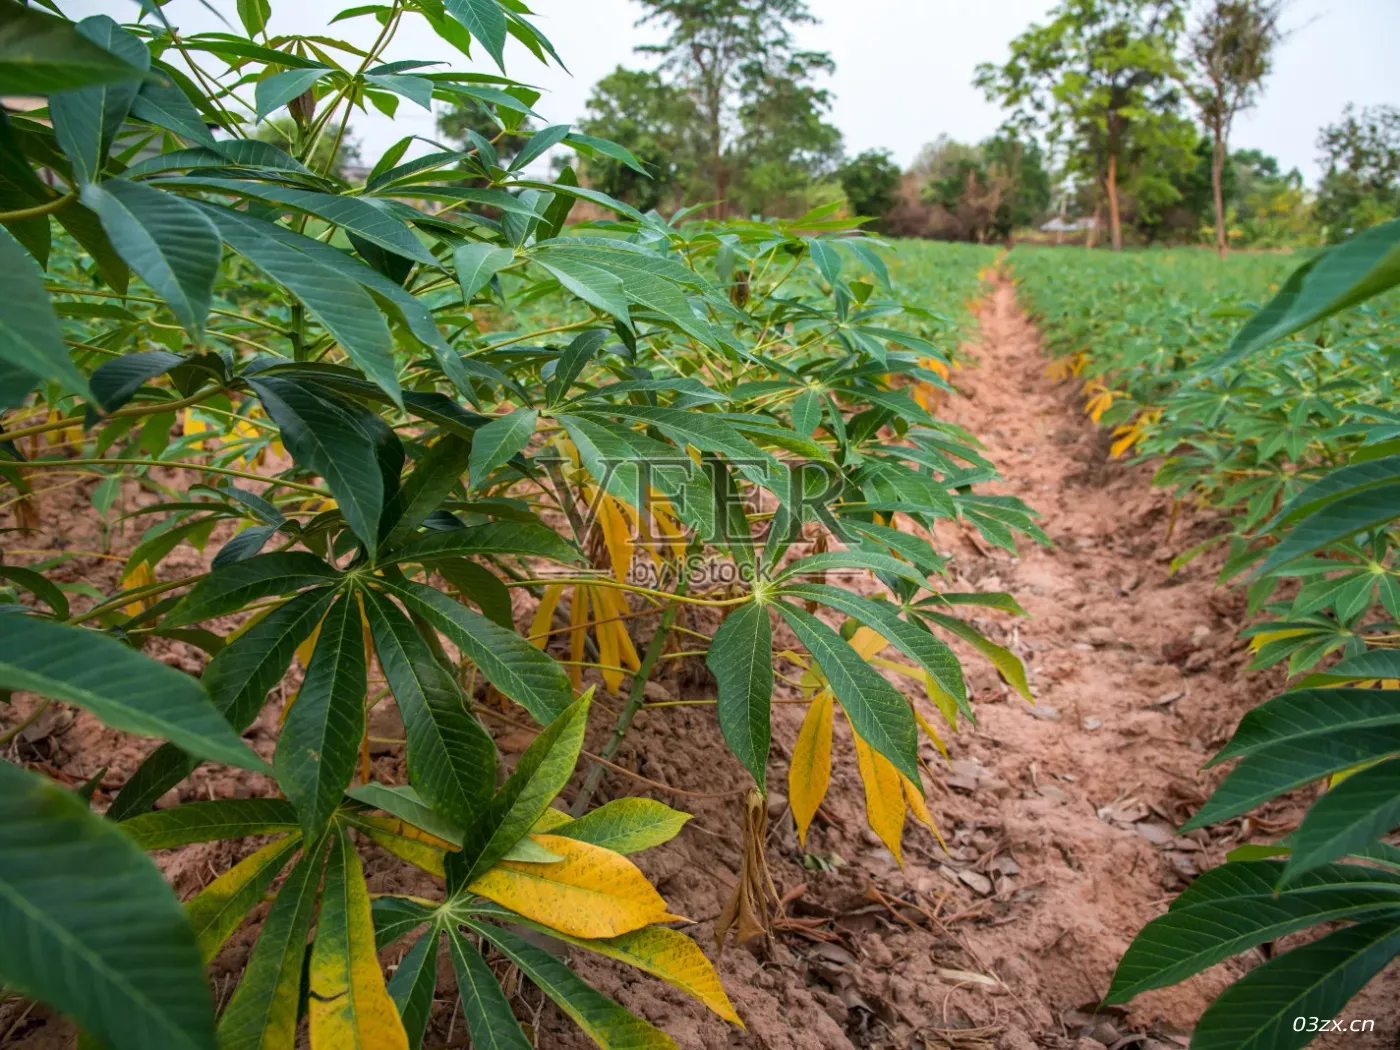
555 275 1301 1050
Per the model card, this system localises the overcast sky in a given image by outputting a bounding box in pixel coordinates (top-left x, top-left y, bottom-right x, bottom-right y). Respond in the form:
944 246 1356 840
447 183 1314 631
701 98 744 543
65 0 1400 184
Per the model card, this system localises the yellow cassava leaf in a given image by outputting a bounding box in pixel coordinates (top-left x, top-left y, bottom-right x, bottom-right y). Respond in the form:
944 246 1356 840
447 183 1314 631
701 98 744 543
570 925 742 1026
310 830 409 1050
593 588 623 692
598 494 635 583
295 611 326 668
912 704 950 758
852 731 906 866
849 625 887 660
121 561 156 617
789 689 834 848
1249 628 1314 651
532 805 574 832
467 833 672 939
346 813 448 877
529 583 565 648
922 672 960 730
186 835 301 965
901 770 937 833
183 408 210 450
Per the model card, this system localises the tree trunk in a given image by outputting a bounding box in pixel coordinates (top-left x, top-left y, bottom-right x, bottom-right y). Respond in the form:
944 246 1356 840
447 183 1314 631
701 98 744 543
1087 201 1102 248
1212 128 1228 258
1106 152 1123 252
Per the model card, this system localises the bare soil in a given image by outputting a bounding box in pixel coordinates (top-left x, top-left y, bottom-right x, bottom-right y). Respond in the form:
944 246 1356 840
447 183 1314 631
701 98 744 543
4 277 1396 1049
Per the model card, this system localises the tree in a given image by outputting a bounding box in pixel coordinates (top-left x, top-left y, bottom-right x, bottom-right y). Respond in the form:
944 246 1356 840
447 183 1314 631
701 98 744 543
1184 0 1283 256
635 0 838 215
837 149 902 228
1315 104 1400 242
976 0 1187 251
577 67 702 211
917 134 1052 242
253 116 361 180
732 61 843 215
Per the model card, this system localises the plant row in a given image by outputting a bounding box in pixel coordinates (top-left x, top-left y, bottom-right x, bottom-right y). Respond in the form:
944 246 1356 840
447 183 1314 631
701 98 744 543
0 3 1041 1047
1011 233 1400 1050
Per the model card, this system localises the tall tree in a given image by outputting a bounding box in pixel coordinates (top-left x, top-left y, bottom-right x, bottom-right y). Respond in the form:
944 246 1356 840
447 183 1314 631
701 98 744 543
1185 0 1283 256
635 0 835 214
1315 104 1400 242
577 67 702 211
976 0 1186 251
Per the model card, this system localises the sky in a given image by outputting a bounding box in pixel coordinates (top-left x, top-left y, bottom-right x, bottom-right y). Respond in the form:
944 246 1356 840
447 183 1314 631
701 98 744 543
61 0 1400 185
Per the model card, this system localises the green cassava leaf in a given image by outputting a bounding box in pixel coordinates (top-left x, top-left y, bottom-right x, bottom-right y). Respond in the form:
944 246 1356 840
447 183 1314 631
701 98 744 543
0 761 218 1050
707 601 773 790
274 592 368 840
362 588 496 829
0 616 266 772
776 602 920 784
81 179 221 342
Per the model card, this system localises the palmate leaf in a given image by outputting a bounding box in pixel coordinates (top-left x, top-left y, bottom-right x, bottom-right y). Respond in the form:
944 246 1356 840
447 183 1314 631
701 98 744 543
707 602 773 790
1256 479 1400 576
0 616 266 771
548 797 690 855
0 0 152 94
1216 216 1400 370
184 835 301 964
380 577 573 723
309 828 410 1050
0 761 218 1050
49 15 148 184
274 591 367 840
218 836 330 1050
1283 758 1400 882
362 589 496 829
781 583 968 710
452 692 590 888
446 927 534 1050
381 433 471 547
1107 860 1400 1002
1190 916 1400 1050
81 179 221 342
776 602 920 785
0 226 90 395
167 551 342 627
466 919 679 1050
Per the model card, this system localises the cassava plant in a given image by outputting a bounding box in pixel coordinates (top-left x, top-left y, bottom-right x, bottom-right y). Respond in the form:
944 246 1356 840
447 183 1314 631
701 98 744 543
0 0 1041 1046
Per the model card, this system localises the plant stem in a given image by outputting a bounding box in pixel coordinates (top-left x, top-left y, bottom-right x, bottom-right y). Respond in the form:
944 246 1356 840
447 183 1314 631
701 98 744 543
0 700 52 747
0 191 75 223
571 581 687 816
22 458 329 497
2 387 221 443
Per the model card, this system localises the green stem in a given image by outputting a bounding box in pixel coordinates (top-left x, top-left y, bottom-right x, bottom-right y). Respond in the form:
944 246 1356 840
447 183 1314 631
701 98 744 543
23 458 329 497
0 191 75 223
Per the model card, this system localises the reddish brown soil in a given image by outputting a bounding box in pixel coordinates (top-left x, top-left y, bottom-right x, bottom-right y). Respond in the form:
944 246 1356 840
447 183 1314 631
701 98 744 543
4 277 1397 1049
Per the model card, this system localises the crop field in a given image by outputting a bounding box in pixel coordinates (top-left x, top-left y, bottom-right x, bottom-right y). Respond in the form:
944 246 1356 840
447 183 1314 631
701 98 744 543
2 2 1399 1050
